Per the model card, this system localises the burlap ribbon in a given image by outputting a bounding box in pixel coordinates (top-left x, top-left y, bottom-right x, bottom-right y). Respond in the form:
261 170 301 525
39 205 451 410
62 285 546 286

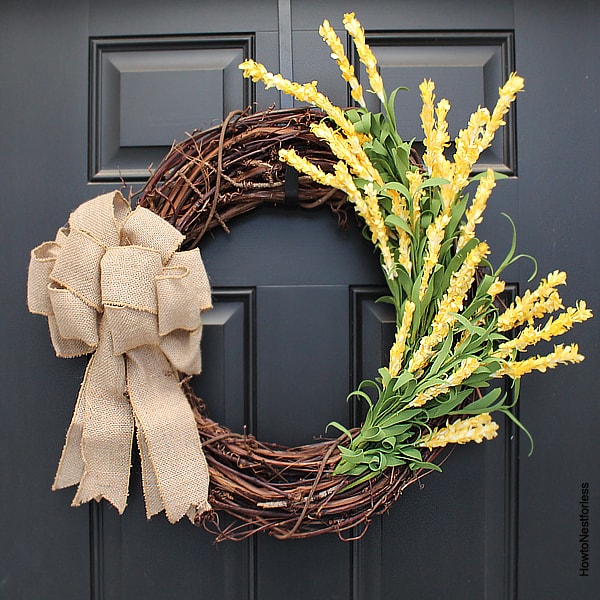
27 191 213 523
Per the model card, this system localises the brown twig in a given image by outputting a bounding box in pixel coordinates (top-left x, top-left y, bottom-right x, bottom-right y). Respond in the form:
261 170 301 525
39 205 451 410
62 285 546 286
139 107 447 541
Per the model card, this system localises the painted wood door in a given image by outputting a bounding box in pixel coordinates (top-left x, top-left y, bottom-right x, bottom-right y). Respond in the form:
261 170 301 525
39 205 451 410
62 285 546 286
1 1 598 598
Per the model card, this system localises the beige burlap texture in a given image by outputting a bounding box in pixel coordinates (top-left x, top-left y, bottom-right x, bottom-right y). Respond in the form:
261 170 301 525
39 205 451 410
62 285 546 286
27 191 213 523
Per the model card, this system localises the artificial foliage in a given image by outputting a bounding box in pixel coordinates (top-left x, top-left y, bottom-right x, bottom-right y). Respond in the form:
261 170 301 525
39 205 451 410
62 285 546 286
239 12 592 486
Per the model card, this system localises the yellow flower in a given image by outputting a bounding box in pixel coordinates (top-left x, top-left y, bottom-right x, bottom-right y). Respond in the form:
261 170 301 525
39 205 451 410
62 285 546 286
452 107 491 194
239 59 356 137
388 301 416 377
363 183 395 277
419 73 523 213
409 242 490 372
494 301 592 357
319 19 365 107
343 13 385 102
480 73 525 149
419 79 436 152
420 413 498 449
457 168 496 250
386 188 412 273
435 99 452 153
488 278 506 302
496 344 585 378
497 270 567 331
419 80 452 180
278 148 338 189
419 213 451 300
406 169 424 230
410 357 480 407
310 121 382 185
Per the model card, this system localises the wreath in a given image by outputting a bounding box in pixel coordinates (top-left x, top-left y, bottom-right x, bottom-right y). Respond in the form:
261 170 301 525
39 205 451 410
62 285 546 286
28 13 592 541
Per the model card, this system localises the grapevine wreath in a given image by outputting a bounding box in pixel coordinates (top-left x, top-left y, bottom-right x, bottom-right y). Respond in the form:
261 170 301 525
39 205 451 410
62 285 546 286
28 14 592 541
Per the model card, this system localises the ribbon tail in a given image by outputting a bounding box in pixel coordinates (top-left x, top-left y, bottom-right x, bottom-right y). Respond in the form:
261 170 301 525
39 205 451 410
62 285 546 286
52 363 90 491
67 328 134 514
126 345 211 524
135 420 164 518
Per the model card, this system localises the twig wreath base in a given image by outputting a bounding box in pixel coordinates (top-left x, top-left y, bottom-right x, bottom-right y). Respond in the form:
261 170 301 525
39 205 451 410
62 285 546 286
189 388 448 541
136 107 444 541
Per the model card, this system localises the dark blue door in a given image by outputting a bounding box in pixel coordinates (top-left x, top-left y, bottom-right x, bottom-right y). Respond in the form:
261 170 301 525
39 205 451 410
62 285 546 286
2 1 598 598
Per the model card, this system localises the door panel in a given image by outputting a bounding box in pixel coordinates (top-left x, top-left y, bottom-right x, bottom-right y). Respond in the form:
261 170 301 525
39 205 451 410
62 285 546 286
2 1 598 599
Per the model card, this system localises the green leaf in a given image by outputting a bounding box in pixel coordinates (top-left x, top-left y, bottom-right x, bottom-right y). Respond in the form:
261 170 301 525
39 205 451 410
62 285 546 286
367 452 386 472
382 436 396 450
393 145 410 176
347 388 375 411
470 170 509 182
500 406 534 456
371 138 388 157
382 180 411 199
417 177 451 190
428 328 455 376
494 213 518 276
326 420 354 441
337 446 367 464
400 446 423 461
391 370 416 392
379 411 416 428
426 389 473 418
388 408 423 423
378 367 392 388
456 387 504 414
338 469 379 492
409 460 442 472
385 214 414 238
385 85 409 129
382 423 415 438
357 112 373 135
385 455 408 468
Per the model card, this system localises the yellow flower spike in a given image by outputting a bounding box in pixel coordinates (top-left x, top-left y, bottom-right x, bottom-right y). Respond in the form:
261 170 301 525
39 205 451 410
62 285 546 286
278 148 339 190
457 168 497 250
385 188 412 274
494 301 593 358
497 270 567 331
434 99 452 157
480 72 525 150
446 356 481 385
332 160 361 198
388 301 416 378
410 357 480 407
406 169 424 229
419 79 436 148
239 59 356 137
419 80 453 180
342 12 385 102
409 242 490 373
319 19 366 108
363 183 395 277
452 107 491 192
420 413 499 449
310 121 382 185
496 344 585 378
279 149 368 213
419 213 451 301
488 278 506 302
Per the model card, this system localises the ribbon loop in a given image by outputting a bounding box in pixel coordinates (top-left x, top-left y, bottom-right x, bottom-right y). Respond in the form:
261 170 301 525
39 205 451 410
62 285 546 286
28 191 212 523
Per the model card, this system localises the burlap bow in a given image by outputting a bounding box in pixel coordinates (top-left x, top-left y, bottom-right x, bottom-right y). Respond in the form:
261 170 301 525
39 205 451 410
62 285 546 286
27 191 213 523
